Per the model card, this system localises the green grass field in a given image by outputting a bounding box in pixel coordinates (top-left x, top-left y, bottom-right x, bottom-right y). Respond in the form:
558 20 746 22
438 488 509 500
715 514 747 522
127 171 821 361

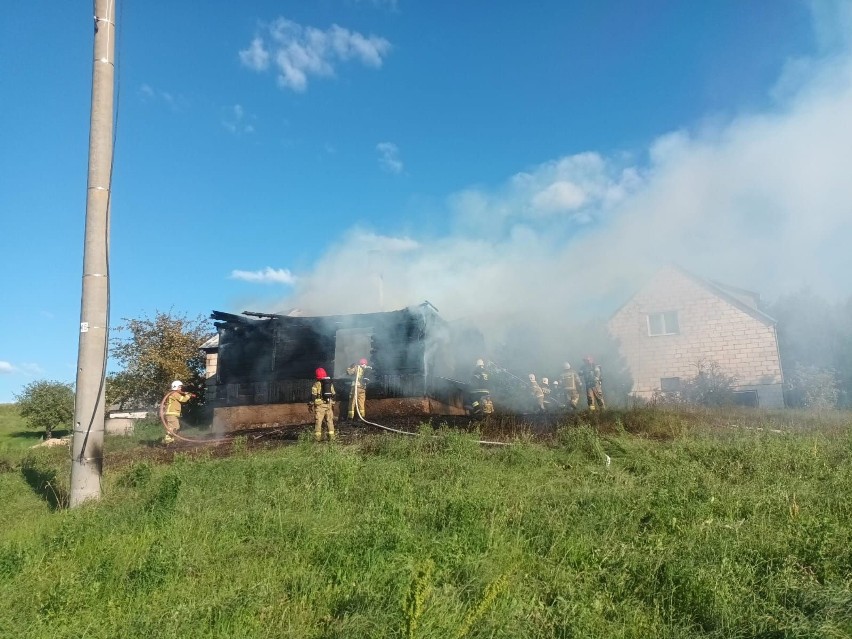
0 406 850 638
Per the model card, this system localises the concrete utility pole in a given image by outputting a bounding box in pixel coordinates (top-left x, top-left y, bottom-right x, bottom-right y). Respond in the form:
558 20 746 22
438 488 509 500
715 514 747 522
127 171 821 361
70 0 116 507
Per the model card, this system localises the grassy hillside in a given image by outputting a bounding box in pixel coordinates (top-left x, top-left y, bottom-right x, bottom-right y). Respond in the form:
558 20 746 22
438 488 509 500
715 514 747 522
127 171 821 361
0 403 31 451
0 410 850 638
0 402 71 452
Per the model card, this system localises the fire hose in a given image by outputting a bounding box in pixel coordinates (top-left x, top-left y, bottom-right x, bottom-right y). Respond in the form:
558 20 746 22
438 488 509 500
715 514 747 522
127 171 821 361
158 391 233 444
157 391 553 452
350 388 511 447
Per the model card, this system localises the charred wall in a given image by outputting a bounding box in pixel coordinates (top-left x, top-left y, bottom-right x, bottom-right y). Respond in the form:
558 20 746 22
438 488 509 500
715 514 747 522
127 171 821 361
210 306 481 409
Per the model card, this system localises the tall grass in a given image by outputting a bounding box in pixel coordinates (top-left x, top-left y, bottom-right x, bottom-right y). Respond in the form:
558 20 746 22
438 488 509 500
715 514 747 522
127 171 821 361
0 403 42 453
0 412 850 637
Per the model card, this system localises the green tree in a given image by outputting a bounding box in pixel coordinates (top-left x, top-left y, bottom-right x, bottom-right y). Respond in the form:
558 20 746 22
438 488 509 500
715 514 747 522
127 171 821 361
14 380 74 439
107 310 210 411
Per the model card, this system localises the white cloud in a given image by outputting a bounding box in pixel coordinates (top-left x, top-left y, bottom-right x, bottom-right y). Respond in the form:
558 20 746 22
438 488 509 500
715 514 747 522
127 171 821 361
0 361 15 374
240 18 391 92
230 267 297 285
376 142 403 174
139 83 185 110
809 0 852 52
20 363 43 376
222 104 256 135
357 231 419 252
239 37 270 71
453 151 640 229
531 181 587 212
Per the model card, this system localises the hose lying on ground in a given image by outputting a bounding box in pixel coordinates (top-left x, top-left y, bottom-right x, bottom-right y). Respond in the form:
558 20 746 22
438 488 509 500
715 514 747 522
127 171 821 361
158 392 570 452
351 397 512 447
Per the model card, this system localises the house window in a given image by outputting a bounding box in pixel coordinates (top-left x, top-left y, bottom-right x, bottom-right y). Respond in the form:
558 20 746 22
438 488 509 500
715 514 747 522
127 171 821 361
647 311 680 336
731 390 759 407
660 377 682 392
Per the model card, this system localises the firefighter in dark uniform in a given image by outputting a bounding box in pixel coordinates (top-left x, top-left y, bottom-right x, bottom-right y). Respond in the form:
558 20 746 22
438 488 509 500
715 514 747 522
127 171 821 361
469 358 494 416
310 367 336 441
581 356 605 411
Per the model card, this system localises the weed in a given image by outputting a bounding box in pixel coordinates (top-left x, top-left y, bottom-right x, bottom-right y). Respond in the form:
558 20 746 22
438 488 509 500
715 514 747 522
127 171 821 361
116 462 152 488
146 473 181 516
231 435 248 455
403 560 433 639
454 573 509 638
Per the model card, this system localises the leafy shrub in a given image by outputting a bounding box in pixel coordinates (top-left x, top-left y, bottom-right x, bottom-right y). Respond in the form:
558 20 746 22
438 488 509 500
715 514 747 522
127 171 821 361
652 359 737 407
784 364 840 409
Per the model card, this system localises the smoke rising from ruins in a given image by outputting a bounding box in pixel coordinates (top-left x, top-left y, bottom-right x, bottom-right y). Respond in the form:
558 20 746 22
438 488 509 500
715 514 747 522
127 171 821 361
235 3 852 368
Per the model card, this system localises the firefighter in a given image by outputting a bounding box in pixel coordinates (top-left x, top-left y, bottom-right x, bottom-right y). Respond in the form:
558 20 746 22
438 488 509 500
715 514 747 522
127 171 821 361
162 380 195 444
550 379 564 408
346 358 371 420
560 362 581 410
529 373 545 412
540 377 553 408
581 356 606 411
541 377 562 409
309 367 336 441
469 358 494 416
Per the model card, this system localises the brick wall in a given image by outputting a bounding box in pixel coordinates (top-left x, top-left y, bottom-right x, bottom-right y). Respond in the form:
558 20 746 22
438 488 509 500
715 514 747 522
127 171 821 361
205 352 218 379
609 267 784 407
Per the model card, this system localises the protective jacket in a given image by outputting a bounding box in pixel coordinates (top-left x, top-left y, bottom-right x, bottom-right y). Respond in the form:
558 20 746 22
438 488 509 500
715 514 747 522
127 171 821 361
581 363 603 389
311 378 336 405
165 391 192 416
346 363 370 419
560 370 580 392
471 366 490 393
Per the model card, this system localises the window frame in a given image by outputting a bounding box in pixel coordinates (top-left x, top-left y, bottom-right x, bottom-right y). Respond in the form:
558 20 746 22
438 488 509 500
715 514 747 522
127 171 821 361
660 377 682 392
646 311 680 336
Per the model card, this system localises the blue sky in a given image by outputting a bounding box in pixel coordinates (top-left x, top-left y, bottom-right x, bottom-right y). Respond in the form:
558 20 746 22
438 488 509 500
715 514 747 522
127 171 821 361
2 0 852 402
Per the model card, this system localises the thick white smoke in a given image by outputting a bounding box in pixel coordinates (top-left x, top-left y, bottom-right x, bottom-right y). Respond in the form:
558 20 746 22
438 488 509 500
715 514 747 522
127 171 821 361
257 2 852 350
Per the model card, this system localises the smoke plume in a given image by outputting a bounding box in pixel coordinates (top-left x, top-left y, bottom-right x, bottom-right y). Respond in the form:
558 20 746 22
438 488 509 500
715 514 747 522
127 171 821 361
238 3 852 372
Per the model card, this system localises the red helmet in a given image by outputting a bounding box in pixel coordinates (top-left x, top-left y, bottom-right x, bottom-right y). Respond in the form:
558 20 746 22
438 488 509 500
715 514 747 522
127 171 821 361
584 355 594 363
359 358 368 366
315 368 328 379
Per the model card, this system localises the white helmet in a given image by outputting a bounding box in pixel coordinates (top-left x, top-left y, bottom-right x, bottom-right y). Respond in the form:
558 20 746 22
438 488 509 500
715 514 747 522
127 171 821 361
170 380 184 390
528 374 536 382
542 377 549 385
476 358 484 367
564 362 571 370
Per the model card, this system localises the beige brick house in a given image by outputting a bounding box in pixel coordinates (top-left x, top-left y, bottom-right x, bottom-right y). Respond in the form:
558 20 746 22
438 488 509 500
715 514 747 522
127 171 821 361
608 266 784 407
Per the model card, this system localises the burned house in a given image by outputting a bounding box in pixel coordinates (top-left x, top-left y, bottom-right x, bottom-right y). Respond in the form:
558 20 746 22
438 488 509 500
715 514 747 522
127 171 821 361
207 303 483 430
608 266 785 408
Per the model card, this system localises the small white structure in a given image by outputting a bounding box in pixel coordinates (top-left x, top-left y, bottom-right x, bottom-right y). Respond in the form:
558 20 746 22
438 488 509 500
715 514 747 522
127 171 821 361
105 410 148 436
